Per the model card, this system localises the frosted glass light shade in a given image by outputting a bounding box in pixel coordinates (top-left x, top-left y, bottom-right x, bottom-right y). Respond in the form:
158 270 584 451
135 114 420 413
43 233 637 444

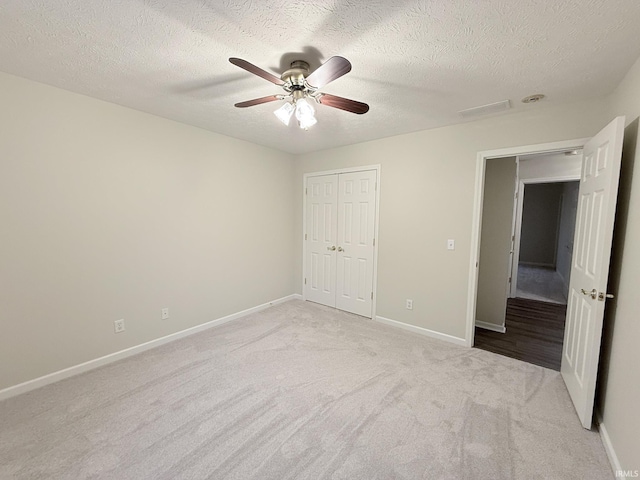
274 102 295 125
295 98 317 129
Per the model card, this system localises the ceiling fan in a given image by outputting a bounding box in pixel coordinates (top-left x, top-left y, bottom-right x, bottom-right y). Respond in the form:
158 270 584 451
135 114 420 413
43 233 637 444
229 56 369 129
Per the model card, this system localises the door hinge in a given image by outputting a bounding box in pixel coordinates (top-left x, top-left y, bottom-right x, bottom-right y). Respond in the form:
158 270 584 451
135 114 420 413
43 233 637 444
304 278 307 285
375 182 377 191
305 233 307 240
512 235 515 242
371 292 373 300
373 238 375 246
305 187 308 195
508 276 512 283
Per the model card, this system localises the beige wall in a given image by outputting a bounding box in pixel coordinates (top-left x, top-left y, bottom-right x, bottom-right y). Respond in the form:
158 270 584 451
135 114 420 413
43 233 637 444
597 55 640 471
0 72 296 390
295 99 610 339
475 157 516 328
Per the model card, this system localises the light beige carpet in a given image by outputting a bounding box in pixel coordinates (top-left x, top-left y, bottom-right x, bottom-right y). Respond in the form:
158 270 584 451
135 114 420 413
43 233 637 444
517 264 568 304
0 300 613 479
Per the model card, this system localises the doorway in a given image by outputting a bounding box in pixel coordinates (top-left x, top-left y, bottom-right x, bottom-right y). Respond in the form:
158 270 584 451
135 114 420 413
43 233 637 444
473 151 582 370
467 117 625 429
514 180 580 304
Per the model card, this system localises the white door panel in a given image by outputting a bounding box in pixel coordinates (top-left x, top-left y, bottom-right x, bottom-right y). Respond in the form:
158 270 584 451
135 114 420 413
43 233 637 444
336 170 377 317
304 169 377 318
305 175 338 307
561 116 625 429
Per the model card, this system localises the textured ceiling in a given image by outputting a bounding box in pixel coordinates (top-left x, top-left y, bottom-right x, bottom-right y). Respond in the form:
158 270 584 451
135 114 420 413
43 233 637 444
1 0 640 154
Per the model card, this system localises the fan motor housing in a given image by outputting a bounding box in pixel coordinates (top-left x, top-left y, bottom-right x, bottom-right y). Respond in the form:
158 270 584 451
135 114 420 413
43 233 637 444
281 60 310 87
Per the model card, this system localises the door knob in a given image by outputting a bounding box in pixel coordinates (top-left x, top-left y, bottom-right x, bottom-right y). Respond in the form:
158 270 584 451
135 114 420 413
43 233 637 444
327 246 336 251
337 246 344 252
581 288 597 300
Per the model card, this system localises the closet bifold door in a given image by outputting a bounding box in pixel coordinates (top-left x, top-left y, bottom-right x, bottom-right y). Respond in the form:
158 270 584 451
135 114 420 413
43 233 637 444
335 170 377 317
305 174 339 307
305 169 377 318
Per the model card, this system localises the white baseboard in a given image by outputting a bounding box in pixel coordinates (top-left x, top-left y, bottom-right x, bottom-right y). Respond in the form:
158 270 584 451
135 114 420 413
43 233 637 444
0 294 302 402
375 315 467 347
475 320 506 333
596 410 622 475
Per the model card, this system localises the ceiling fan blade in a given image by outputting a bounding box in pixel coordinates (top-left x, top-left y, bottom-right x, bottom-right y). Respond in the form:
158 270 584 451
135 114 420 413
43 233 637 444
229 58 284 86
306 56 352 89
318 93 369 114
234 95 282 108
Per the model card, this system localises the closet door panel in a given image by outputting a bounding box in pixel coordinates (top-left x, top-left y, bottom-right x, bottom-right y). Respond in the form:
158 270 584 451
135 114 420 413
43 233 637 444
305 175 338 307
336 170 377 317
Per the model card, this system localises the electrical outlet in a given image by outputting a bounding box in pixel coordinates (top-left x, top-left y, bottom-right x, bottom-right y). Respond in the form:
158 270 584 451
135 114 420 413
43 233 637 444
406 299 413 310
114 319 125 333
447 239 455 250
161 307 169 320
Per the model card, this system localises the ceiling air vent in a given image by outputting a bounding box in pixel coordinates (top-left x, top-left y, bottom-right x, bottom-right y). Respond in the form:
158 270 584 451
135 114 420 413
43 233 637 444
458 100 511 118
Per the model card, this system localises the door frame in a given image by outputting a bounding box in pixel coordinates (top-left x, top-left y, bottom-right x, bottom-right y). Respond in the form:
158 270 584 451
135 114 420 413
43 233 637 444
505 156 521 301
466 139 589 347
509 174 581 298
302 165 382 319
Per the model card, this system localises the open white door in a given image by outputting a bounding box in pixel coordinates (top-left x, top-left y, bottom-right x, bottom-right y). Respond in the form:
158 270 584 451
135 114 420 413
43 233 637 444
561 116 625 429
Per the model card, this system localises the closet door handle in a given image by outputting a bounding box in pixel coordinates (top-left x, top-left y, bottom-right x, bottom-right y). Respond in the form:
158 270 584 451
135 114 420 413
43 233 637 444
337 246 344 252
327 246 336 251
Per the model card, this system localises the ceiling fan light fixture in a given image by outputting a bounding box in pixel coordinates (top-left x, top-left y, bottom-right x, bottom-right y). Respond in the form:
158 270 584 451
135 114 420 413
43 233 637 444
231 56 368 128
295 98 317 130
274 102 295 126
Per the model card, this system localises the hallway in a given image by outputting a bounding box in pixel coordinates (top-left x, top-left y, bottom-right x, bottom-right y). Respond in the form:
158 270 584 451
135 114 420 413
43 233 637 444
474 297 566 370
516 264 567 304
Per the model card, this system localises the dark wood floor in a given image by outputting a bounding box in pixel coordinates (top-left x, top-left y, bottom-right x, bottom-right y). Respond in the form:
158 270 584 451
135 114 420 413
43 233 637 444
474 297 567 371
